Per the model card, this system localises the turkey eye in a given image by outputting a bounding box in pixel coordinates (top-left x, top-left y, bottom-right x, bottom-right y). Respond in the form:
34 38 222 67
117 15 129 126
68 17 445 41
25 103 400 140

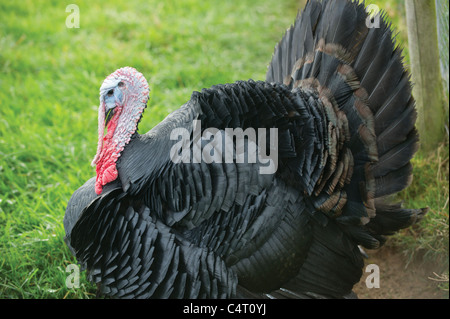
107 89 114 96
118 81 125 87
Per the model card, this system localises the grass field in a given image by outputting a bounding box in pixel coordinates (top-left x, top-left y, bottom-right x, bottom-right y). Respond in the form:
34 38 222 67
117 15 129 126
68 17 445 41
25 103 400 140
0 0 448 298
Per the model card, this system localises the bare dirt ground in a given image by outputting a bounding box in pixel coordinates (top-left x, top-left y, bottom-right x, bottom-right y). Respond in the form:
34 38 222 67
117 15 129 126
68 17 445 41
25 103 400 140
353 246 448 299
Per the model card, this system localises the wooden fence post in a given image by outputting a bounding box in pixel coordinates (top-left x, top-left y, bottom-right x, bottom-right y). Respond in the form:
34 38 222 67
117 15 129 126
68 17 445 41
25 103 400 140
405 0 445 153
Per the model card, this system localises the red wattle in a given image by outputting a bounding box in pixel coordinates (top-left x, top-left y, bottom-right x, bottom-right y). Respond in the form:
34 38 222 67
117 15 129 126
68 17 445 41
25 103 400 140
94 110 121 195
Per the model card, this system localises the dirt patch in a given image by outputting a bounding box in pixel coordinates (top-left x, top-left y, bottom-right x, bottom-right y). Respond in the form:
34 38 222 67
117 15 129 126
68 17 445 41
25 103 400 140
353 246 448 299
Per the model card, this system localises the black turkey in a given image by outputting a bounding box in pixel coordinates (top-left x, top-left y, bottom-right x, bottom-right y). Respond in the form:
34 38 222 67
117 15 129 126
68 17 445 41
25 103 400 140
64 0 427 299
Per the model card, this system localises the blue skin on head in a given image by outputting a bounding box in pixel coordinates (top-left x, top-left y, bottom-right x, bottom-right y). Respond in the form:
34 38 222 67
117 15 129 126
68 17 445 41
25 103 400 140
103 82 124 124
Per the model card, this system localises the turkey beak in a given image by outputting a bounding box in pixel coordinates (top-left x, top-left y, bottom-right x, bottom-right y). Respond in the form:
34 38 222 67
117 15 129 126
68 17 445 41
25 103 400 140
104 96 116 126
105 107 115 126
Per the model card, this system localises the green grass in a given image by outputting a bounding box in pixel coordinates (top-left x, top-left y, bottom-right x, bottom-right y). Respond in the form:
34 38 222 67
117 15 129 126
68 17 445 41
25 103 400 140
0 0 447 299
392 142 449 294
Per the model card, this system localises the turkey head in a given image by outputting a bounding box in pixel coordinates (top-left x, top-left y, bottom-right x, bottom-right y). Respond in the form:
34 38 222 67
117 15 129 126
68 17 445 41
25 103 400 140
91 67 150 195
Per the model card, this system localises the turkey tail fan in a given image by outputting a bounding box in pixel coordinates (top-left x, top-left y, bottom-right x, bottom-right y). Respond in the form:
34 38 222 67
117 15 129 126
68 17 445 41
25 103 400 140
266 0 425 242
263 0 426 298
349 5 427 242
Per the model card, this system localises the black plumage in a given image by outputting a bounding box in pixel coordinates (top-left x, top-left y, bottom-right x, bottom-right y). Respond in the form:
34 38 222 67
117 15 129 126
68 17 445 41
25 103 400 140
64 0 427 299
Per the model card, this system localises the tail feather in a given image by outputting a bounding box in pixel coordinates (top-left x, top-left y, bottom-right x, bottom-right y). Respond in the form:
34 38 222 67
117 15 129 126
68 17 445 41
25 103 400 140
352 16 393 79
367 49 407 116
366 200 428 235
374 75 414 142
371 130 419 177
316 0 363 50
358 30 396 94
374 163 413 198
267 1 323 84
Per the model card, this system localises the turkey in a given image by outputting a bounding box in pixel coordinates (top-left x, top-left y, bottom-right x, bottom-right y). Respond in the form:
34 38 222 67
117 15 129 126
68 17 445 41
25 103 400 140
64 0 427 299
